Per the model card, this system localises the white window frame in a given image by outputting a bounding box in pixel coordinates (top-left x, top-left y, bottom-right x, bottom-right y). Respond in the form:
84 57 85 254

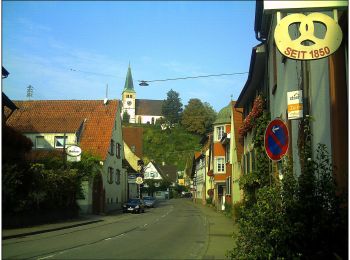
54 136 67 149
215 157 225 173
216 125 224 141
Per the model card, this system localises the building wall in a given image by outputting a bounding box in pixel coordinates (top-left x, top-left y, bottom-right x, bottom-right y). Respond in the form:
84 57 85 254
268 13 332 177
122 92 136 123
195 156 206 204
230 106 243 204
103 104 127 212
136 115 162 124
144 163 163 180
26 133 77 149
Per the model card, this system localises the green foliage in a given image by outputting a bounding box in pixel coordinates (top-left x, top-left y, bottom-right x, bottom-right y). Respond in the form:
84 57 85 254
161 89 183 125
3 152 101 216
239 112 270 205
206 197 213 205
122 110 130 123
143 124 201 170
229 116 347 259
181 98 217 135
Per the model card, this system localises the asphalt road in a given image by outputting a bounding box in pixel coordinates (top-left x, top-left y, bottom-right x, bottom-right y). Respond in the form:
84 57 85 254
3 199 211 259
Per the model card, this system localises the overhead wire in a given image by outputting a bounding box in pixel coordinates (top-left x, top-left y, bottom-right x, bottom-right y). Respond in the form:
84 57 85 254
69 68 248 83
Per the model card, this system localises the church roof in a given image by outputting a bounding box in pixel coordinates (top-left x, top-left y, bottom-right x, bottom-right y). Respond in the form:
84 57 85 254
122 65 135 94
135 99 163 116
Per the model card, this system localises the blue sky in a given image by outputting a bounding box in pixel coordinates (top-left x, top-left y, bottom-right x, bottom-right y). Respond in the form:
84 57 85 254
2 1 259 112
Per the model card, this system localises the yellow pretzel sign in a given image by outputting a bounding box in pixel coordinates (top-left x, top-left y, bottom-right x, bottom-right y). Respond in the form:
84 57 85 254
274 13 343 60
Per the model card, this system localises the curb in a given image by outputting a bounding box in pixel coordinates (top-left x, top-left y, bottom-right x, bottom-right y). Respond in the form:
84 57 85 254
2 219 103 240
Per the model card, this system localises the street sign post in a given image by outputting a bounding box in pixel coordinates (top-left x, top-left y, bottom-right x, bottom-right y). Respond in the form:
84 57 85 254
264 119 289 161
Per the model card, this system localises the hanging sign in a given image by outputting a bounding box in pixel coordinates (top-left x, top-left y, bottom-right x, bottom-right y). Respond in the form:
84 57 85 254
135 177 143 185
287 90 303 120
66 145 82 157
274 13 343 60
264 119 289 161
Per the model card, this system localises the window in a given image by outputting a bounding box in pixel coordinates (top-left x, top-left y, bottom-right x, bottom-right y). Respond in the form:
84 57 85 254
216 126 224 141
115 169 121 185
226 176 231 195
110 139 115 155
116 143 121 158
107 167 114 184
247 152 251 174
54 136 67 148
151 117 155 124
216 157 225 173
226 144 231 163
36 136 47 149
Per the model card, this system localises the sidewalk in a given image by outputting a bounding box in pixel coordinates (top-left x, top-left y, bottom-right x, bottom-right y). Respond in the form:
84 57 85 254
2 209 123 240
192 201 238 260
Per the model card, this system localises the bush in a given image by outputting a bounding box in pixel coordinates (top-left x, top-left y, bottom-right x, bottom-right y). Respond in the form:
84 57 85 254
228 116 347 259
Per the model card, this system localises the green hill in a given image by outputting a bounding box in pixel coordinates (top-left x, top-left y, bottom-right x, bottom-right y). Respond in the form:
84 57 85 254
141 124 202 170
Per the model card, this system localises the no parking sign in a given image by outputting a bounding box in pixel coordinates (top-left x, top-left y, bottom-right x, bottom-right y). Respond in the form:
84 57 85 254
264 119 289 161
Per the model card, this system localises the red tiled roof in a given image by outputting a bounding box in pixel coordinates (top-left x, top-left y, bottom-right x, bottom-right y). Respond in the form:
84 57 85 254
231 101 244 162
122 127 143 158
194 151 202 160
135 99 163 116
7 100 119 160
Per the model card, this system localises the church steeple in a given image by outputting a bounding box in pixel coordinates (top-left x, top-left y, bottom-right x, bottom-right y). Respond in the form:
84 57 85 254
122 63 136 93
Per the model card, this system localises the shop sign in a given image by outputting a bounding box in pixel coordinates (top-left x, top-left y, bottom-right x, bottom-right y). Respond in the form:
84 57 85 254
274 13 342 60
135 177 143 185
287 90 303 120
66 145 82 157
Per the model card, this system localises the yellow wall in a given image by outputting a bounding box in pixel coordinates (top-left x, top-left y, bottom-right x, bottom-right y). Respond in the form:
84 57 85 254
26 133 77 149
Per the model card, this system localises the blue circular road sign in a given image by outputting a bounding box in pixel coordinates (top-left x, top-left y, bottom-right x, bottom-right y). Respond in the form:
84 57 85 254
264 118 289 161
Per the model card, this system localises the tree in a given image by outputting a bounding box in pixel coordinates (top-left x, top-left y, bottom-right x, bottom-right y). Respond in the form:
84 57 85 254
181 99 217 135
161 89 183 125
122 111 130 123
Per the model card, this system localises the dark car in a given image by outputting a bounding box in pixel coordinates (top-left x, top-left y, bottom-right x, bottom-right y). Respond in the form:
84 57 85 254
122 198 145 214
143 196 156 208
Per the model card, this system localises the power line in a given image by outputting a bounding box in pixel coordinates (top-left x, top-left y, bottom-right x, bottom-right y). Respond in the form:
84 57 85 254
139 72 248 84
68 68 248 85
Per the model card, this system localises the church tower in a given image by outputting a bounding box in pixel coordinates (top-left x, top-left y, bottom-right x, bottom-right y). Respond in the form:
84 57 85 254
121 64 136 123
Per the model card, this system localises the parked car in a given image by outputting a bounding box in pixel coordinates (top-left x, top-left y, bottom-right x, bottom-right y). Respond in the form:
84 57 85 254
143 196 156 208
122 198 145 214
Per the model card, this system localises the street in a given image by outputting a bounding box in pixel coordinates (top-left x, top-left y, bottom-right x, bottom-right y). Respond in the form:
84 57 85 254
2 199 235 259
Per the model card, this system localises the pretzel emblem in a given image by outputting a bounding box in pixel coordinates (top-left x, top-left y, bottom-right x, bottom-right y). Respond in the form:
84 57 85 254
274 13 343 60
